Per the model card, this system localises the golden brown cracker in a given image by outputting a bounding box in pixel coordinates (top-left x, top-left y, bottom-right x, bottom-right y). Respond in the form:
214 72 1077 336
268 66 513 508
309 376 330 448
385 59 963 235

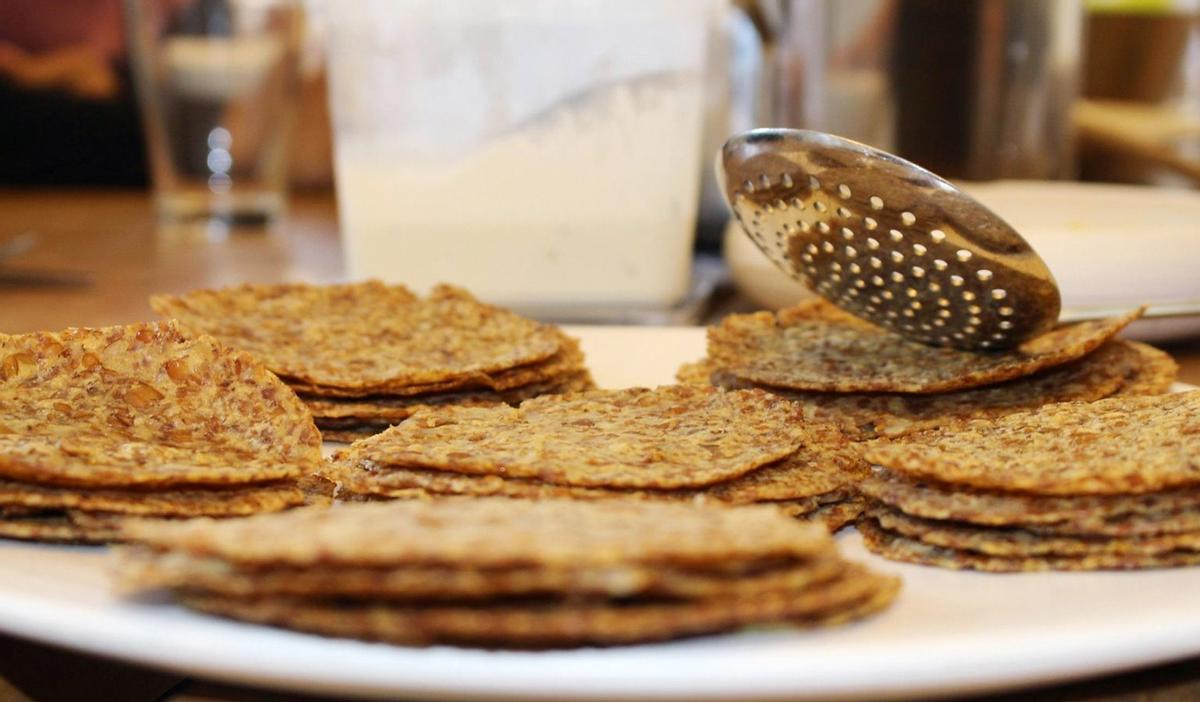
336 443 862 505
864 391 1200 495
349 386 812 490
871 506 1200 558
302 369 596 421
0 322 321 488
702 340 1143 440
860 467 1200 536
117 548 846 601
122 498 834 569
174 565 897 647
152 282 563 391
0 477 304 516
858 519 1200 572
0 512 120 544
1110 341 1178 396
708 306 1141 394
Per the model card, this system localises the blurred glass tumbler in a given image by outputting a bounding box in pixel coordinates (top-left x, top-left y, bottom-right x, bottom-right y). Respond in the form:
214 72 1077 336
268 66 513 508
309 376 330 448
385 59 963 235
322 0 718 316
126 0 303 225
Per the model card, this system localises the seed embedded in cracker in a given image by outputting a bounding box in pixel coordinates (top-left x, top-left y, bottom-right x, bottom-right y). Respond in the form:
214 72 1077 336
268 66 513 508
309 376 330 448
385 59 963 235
865 391 1200 495
707 305 1142 394
349 386 813 490
151 282 564 391
0 322 322 488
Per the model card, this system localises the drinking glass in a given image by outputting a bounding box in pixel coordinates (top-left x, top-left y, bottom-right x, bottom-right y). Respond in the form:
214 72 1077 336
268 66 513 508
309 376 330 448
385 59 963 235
125 0 303 225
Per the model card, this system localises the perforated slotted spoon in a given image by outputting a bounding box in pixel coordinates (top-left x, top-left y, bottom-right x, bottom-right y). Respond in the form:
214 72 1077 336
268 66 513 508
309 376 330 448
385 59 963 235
717 129 1061 351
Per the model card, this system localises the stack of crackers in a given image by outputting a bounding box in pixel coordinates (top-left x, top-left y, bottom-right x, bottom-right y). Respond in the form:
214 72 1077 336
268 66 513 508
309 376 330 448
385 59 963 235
680 300 1174 441
151 282 594 442
117 498 900 647
0 322 323 543
858 392 1200 571
328 385 868 530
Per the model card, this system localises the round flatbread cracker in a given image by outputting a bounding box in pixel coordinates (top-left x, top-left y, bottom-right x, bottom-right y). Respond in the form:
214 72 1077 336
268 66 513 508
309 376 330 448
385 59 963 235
334 440 862 505
117 548 846 601
696 340 1145 440
860 467 1200 536
349 386 812 489
0 512 120 544
871 506 1200 558
302 369 595 422
290 338 590 403
1110 341 1179 396
864 391 1200 495
122 498 834 569
175 565 897 647
0 322 321 487
859 519 1200 572
152 282 563 391
0 477 304 516
708 306 1141 394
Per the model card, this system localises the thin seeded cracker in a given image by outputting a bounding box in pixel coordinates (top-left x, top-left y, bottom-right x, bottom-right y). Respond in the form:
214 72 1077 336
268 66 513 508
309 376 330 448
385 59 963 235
693 340 1146 440
708 306 1141 393
302 369 595 422
174 565 897 647
334 440 863 504
870 506 1200 558
348 386 812 490
859 519 1200 572
116 549 847 601
0 512 121 544
1109 341 1179 396
864 391 1200 495
121 498 834 569
0 322 321 487
152 282 563 391
860 467 1200 536
289 335 591 399
0 477 304 517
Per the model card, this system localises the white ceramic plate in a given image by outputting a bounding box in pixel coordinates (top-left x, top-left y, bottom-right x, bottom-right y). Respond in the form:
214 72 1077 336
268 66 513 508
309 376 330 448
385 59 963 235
725 181 1200 341
1 326 1198 701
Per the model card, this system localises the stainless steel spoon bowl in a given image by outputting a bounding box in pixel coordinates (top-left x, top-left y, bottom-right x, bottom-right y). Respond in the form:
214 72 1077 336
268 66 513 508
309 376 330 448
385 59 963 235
717 129 1061 351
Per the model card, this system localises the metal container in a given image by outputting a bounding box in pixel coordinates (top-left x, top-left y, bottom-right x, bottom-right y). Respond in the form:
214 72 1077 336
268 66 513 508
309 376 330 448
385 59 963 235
765 0 1083 181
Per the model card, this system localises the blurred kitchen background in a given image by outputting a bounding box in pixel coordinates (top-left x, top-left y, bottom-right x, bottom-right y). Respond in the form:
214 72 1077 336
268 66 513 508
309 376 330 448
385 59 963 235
0 0 1197 331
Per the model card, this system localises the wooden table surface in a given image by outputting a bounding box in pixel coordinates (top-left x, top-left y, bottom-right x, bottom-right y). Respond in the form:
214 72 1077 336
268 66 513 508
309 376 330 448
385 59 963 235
1 189 1200 702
